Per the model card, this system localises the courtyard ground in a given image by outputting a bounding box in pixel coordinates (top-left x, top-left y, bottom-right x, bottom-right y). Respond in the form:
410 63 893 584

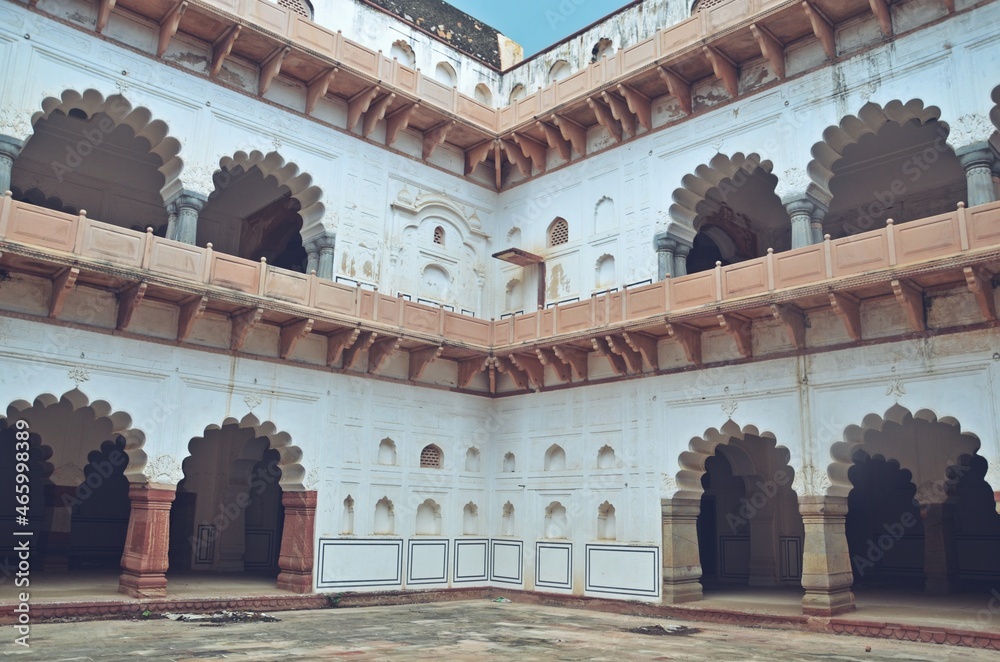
3 600 997 661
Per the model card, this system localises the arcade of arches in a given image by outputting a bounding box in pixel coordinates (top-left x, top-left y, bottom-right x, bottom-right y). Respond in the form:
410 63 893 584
0 394 316 600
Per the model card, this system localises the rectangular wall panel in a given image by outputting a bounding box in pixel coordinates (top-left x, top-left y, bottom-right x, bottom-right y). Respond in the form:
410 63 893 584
535 542 572 590
490 539 523 585
407 539 449 585
454 539 489 582
317 539 402 589
585 544 659 598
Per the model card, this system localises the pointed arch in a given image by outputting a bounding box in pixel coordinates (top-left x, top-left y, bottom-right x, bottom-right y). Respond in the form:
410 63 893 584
675 420 793 498
828 404 982 499
3 389 148 484
215 150 325 240
807 100 946 200
30 89 183 202
544 444 566 471
198 413 306 491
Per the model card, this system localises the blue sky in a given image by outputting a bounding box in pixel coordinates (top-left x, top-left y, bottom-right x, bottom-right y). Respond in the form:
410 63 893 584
448 0 630 56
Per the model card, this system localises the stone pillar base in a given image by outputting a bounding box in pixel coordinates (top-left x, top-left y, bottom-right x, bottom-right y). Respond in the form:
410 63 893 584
118 570 168 599
663 579 703 604
802 588 855 616
276 570 314 593
277 490 317 594
661 497 703 605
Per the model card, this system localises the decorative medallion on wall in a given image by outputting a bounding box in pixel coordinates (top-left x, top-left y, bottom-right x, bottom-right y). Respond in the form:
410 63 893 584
720 386 738 418
949 113 993 147
243 390 263 410
660 472 677 497
885 377 906 401
68 365 90 385
146 455 184 485
793 464 831 497
304 467 320 491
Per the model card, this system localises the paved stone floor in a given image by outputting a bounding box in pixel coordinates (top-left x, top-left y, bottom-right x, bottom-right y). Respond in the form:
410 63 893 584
3 601 997 661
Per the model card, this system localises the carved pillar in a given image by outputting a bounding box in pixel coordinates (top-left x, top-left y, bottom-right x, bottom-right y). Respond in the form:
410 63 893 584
314 233 337 281
921 501 958 595
957 144 998 207
168 190 207 245
119 484 176 599
0 135 25 195
653 233 677 280
661 498 703 603
276 490 317 593
304 239 320 276
673 243 691 277
798 495 855 615
787 198 819 249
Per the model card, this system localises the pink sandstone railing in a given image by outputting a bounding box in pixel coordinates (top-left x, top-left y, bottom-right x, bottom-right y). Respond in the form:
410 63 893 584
492 202 1000 346
185 0 800 133
0 194 493 347
1 194 998 352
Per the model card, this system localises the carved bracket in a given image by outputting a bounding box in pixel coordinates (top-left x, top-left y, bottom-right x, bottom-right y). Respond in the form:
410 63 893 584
536 347 572 383
342 330 376 370
548 114 587 156
657 66 692 115
385 102 419 147
964 266 996 322
259 46 290 96
409 345 443 381
279 317 314 359
750 23 785 79
552 344 588 381
230 307 264 351
305 67 338 115
718 313 752 358
177 295 208 341
326 327 360 366
828 292 862 340
771 303 806 349
891 278 925 332
347 86 380 132
116 282 147 331
49 267 79 318
591 336 627 375
157 1 188 58
536 121 571 162
423 120 456 160
458 356 489 389
367 335 400 373
623 331 659 371
665 322 702 366
509 352 545 390
495 355 529 390
703 46 739 98
802 1 835 58
362 93 396 138
211 25 242 78
587 97 623 142
606 334 643 373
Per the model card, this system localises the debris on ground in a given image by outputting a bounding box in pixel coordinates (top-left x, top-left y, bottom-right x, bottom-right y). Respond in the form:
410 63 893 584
624 624 701 636
492 597 512 603
162 610 281 626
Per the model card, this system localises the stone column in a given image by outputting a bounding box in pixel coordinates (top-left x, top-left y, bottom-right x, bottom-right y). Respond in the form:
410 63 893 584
798 495 855 615
304 239 320 276
168 190 207 245
810 207 827 245
653 233 677 280
314 233 337 281
921 501 958 595
787 198 818 249
0 135 24 194
119 484 176 599
661 498 703 603
276 490 317 593
673 243 691 277
957 144 998 207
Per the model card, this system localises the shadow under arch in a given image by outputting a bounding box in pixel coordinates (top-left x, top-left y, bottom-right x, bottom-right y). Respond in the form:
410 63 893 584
214 150 325 240
675 419 793 499
807 99 946 202
827 403 982 499
3 388 148 484
196 413 306 491
30 89 184 202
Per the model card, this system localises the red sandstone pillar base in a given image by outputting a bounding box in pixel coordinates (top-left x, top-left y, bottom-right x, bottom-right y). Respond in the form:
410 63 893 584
118 484 176 599
799 496 856 616
276 490 317 594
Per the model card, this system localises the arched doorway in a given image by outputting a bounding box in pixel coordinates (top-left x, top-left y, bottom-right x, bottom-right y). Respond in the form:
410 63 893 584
0 390 146 598
11 89 181 234
669 153 791 274
809 100 965 238
169 425 285 577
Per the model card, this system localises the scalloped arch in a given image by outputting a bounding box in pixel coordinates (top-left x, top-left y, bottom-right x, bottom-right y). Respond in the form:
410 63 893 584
198 412 306 491
3 388 148 484
674 419 789 498
30 89 184 202
216 150 325 241
807 99 946 201
991 84 1000 152
826 404 980 498
668 152 774 229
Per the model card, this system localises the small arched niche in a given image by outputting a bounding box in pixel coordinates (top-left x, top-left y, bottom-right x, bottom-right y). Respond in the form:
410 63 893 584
474 83 493 106
415 498 442 535
509 84 526 103
463 502 479 535
501 501 516 535
502 452 516 473
597 502 616 540
342 495 355 535
549 60 571 83
420 443 443 469
390 40 416 68
374 497 394 534
591 37 614 62
544 501 569 538
434 62 458 87
544 444 566 471
378 438 397 465
597 445 616 469
595 254 616 289
465 447 481 472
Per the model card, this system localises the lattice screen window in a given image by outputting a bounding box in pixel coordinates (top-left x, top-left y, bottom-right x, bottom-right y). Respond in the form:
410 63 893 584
420 444 443 468
276 0 313 19
692 0 726 12
548 218 569 247
433 226 445 245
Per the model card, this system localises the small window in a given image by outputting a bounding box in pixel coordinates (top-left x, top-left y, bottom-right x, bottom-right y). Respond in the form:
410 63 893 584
509 84 527 103
474 83 493 105
420 444 443 468
433 226 445 246
276 0 313 19
548 218 569 247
